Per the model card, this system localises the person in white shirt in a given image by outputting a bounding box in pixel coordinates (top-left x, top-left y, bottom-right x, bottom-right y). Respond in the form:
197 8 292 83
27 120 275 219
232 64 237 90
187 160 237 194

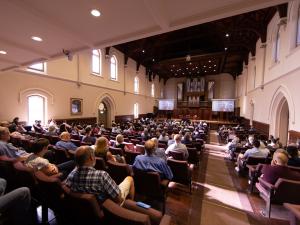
165 134 189 160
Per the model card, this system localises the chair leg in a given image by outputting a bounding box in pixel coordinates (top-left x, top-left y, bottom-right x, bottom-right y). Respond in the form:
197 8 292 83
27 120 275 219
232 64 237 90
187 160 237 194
266 199 271 218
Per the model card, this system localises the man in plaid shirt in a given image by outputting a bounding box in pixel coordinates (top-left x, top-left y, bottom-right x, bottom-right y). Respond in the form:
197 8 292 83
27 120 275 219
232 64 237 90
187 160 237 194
65 146 134 204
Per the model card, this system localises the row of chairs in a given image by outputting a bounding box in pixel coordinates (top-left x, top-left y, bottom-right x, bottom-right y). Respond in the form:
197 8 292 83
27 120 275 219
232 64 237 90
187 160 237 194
0 159 171 225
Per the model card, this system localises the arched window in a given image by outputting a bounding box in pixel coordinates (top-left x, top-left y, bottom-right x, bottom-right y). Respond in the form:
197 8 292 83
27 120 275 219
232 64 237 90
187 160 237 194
28 95 46 125
134 103 139 119
110 55 117 80
297 6 300 46
151 83 155 97
273 26 280 62
134 76 139 94
92 49 101 75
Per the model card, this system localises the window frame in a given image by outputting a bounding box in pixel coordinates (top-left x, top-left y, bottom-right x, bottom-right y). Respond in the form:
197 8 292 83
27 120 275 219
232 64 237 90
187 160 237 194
134 103 139 119
91 49 102 76
134 76 139 94
151 83 155 97
110 55 118 81
27 95 46 126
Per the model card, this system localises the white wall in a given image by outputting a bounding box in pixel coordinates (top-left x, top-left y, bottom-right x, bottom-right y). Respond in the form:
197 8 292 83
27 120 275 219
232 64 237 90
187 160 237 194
0 47 163 124
237 0 300 133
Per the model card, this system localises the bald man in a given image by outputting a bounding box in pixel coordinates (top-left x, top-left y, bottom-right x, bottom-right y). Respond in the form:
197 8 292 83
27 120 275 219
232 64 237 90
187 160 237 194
133 140 173 180
261 149 300 184
65 146 134 205
165 134 189 160
55 132 77 151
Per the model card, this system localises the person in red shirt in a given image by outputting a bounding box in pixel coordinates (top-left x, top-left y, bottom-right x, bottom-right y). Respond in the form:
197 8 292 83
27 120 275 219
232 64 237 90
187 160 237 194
261 149 300 184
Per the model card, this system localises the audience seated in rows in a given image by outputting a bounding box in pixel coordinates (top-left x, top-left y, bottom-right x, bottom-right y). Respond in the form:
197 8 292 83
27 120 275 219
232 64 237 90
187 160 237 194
158 132 169 142
133 140 173 180
82 126 96 145
165 134 189 160
24 138 75 180
235 139 269 173
65 146 135 205
55 132 77 151
44 125 58 136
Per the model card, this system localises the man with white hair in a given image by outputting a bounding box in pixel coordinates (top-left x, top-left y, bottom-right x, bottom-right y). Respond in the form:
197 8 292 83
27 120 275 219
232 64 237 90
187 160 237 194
261 149 300 184
165 134 189 160
55 132 77 151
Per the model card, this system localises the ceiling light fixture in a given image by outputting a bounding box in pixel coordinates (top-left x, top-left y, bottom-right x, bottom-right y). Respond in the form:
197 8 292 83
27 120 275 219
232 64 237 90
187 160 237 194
31 36 43 42
152 58 155 62
226 33 229 37
208 60 211 63
225 47 228 51
142 50 145 53
91 9 101 17
0 50 7 55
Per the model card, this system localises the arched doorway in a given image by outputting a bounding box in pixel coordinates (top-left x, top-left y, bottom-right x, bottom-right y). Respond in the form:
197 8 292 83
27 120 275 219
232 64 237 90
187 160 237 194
98 102 108 128
95 94 116 128
277 100 289 146
269 86 293 146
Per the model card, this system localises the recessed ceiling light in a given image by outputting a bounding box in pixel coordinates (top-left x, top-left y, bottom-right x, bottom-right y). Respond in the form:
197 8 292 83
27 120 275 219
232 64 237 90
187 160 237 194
209 66 211 69
214 64 217 67
203 65 206 68
31 36 43 42
205 70 207 72
225 47 228 51
226 33 229 37
152 58 155 62
208 60 211 63
0 50 7 55
91 9 101 17
189 62 192 65
142 50 145 53
214 70 216 72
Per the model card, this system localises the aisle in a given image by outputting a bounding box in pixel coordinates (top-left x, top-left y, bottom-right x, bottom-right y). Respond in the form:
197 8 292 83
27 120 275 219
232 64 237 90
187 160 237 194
190 144 253 225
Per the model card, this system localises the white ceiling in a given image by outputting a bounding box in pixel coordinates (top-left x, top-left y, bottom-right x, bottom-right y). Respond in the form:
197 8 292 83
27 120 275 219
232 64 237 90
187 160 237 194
0 0 289 71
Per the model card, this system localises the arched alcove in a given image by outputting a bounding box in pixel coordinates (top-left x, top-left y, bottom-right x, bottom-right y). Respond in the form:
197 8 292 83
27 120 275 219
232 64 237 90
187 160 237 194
94 93 116 128
269 85 294 144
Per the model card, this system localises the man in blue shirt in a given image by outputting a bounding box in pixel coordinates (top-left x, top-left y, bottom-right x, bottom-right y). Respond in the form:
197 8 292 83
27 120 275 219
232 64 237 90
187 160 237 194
133 140 173 180
55 132 77 151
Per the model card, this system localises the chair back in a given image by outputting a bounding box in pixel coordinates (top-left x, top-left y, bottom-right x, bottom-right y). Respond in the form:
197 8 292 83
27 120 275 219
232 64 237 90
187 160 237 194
49 136 60 145
273 178 300 204
187 147 199 165
125 150 141 165
168 151 184 160
124 142 135 151
109 147 124 156
158 143 167 150
109 140 116 147
246 156 267 165
167 159 190 185
62 185 104 225
131 139 140 145
135 144 145 154
95 157 107 171
133 168 163 198
53 147 69 164
106 160 132 184
71 139 81 147
102 199 151 225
